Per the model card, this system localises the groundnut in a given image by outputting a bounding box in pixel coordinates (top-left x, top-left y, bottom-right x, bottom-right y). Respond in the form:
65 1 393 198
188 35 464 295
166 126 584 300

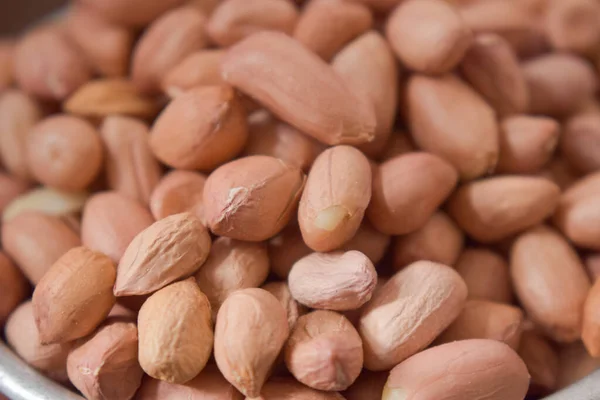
262 281 306 330
2 187 88 223
585 254 600 281
392 211 464 270
367 152 458 235
359 261 467 370
341 222 390 265
557 342 600 389
455 248 513 304
539 157 581 191
161 50 225 97
254 378 345 400
79 0 184 27
582 279 600 357
0 41 13 90
561 113 600 174
545 0 600 55
379 131 415 161
382 339 530 400
0 172 30 214
150 170 206 221
342 370 387 400
511 225 591 342
27 115 103 191
405 74 499 180
518 329 559 395
268 226 312 279
0 252 28 326
554 193 600 250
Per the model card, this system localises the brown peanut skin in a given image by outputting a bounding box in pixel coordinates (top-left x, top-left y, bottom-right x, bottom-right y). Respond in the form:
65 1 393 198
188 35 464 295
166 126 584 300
582 279 600 357
454 248 513 304
250 378 346 400
0 173 29 214
0 41 14 91
557 342 600 389
162 50 225 97
545 0 600 55
149 170 207 222
79 0 184 27
561 113 600 174
518 329 559 395
0 252 28 326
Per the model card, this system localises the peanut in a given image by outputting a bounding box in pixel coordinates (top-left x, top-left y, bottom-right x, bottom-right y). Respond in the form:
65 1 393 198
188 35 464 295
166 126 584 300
518 329 559 395
262 281 306 330
161 50 225 97
2 187 88 222
561 113 600 174
0 252 28 326
454 248 513 304
267 225 312 279
149 170 207 221
545 0 600 56
582 279 600 357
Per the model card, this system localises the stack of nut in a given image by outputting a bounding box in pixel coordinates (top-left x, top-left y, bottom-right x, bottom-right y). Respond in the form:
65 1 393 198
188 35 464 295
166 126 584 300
2 0 600 399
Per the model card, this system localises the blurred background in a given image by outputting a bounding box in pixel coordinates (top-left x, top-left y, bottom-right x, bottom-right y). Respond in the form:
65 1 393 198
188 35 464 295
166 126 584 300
0 0 67 34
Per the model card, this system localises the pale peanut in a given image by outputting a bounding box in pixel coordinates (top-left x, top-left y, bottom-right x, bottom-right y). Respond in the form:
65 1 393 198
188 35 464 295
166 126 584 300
2 187 88 223
79 0 184 27
561 113 600 174
455 248 513 304
518 329 559 395
268 226 312 279
262 281 306 330
149 170 206 221
161 50 225 97
0 252 28 326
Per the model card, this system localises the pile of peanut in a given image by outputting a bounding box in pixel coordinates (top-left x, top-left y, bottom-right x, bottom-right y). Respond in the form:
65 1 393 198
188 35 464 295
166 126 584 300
2 0 600 399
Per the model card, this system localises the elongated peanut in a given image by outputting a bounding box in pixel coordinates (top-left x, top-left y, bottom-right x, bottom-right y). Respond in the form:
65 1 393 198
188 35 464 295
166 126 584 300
554 193 600 250
262 281 306 330
161 50 225 97
254 378 345 400
545 0 600 55
0 173 29 214
79 0 184 27
518 329 559 395
342 370 386 400
268 226 312 279
3 187 88 223
149 170 206 221
0 252 28 326
561 113 600 174
455 248 513 303
582 279 600 357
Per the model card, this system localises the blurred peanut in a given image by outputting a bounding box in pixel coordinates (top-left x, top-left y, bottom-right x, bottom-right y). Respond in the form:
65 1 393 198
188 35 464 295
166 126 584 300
518 329 559 395
262 281 306 330
254 378 345 400
545 0 600 55
161 50 225 97
561 113 600 174
0 252 28 326
2 187 88 223
267 226 312 279
455 248 513 304
149 170 206 221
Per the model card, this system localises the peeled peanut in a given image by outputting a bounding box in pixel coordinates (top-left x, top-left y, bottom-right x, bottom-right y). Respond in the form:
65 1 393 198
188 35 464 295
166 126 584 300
455 248 513 303
150 170 206 221
254 378 345 400
342 370 386 400
262 281 306 330
511 225 591 342
518 329 559 395
0 252 28 326
150 85 248 170
367 152 458 235
341 222 390 265
221 31 376 146
3 187 88 223
359 261 467 370
33 247 116 344
0 172 29 216
215 288 289 398
448 176 560 243
0 41 13 90
379 131 415 161
405 74 499 180
162 50 225 97
2 212 81 284
557 342 600 389
268 226 312 279
79 0 184 27
138 278 213 384
545 0 600 55
561 113 600 174
203 155 305 241
382 339 530 400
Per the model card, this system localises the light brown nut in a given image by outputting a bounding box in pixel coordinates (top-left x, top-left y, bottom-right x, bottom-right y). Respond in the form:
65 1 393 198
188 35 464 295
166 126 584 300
0 90 41 180
405 74 499 180
523 53 597 117
511 225 591 342
332 31 398 158
366 152 458 235
497 115 559 174
554 192 600 250
138 278 213 384
2 187 88 223
267 226 312 279
150 170 206 221
195 237 269 316
561 113 600 174
101 116 162 205
27 115 103 191
455 248 513 304
386 0 472 74
447 176 560 243
538 157 581 191
342 370 386 400
2 212 81 284
208 0 299 47
13 27 92 101
294 0 372 61
203 155 305 241
382 339 530 400
285 310 362 391
518 329 559 395
299 146 371 252
150 85 248 170
460 34 528 116
557 170 600 204
289 251 377 311
252 378 345 400
65 79 160 120
586 253 600 281
214 288 289 398
221 31 376 146
161 50 225 97
0 172 30 215
0 41 14 90
115 212 211 296
67 320 143 400
583 279 600 357
79 0 184 27
81 191 154 263
0 252 28 326
359 261 467 370
107 303 136 320
379 131 415 161
132 6 209 94
341 222 390 265
188 0 222 16
392 211 464 271
262 281 306 330
32 247 116 344
67 4 134 77
5 301 72 382
545 0 600 55
557 342 600 389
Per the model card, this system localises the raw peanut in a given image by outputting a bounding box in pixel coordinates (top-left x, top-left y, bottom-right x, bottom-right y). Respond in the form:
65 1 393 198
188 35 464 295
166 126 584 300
101 116 162 205
554 193 600 250
557 342 600 389
150 85 248 170
586 254 600 281
13 27 92 101
289 251 377 311
5 301 72 382
2 187 88 222
0 172 30 214
359 261 467 370
115 212 211 296
65 79 160 120
253 378 345 400
386 0 472 74
0 41 13 90
405 74 499 180
2 212 81 284
221 31 376 146
0 252 28 326
67 4 134 77
561 113 600 173
332 31 398 158
497 115 559 174
299 146 371 252
208 0 299 47
460 34 528 116
455 248 513 303
342 370 386 400
67 320 143 400
522 53 597 117
392 211 464 270
27 115 103 191
203 155 305 241
510 225 591 342
214 288 289 397
518 329 559 395
545 0 600 55
161 50 225 97
294 0 372 61
132 6 209 94
366 152 458 235
583 279 600 356
80 0 184 27
195 237 269 316
262 281 306 330
32 247 116 344
138 278 213 383
379 131 415 161
0 90 41 180
382 339 530 400
447 176 560 243
285 310 363 391
150 170 206 221
557 170 600 204
268 226 312 279
343 277 387 328
341 222 390 265
82 191 154 263
539 157 581 191
189 0 222 16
